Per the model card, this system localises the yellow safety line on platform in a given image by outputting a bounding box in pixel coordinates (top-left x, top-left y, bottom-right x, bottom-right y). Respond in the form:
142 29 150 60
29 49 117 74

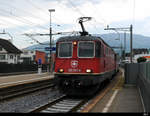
80 69 124 113
112 72 124 90
80 83 113 113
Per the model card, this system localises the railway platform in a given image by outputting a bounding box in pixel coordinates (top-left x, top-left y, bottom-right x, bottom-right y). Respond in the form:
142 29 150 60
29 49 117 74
82 69 144 113
0 72 54 89
90 85 144 113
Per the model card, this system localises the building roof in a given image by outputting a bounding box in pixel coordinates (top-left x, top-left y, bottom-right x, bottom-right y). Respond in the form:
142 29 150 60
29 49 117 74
0 38 22 54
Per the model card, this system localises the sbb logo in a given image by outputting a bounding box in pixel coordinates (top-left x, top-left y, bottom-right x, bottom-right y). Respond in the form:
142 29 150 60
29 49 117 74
71 60 78 68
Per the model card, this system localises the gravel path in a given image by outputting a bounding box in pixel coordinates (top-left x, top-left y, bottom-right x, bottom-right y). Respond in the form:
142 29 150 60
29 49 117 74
0 88 61 113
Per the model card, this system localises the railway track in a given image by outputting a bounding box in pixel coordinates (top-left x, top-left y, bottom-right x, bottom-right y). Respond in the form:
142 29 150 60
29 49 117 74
0 70 121 113
30 95 88 113
0 79 55 101
29 74 118 113
30 70 122 113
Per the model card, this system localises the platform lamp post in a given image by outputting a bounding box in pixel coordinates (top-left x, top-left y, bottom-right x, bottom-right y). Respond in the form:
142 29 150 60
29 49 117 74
48 9 55 73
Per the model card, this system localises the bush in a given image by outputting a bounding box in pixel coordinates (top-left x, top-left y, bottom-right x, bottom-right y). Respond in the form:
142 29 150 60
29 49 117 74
137 57 147 63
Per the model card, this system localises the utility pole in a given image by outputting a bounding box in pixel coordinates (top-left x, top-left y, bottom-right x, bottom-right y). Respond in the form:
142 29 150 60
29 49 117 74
123 31 126 60
130 25 133 63
48 9 55 73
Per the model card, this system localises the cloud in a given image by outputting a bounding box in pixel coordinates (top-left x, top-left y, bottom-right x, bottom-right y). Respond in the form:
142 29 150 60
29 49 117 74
0 0 150 29
0 0 150 49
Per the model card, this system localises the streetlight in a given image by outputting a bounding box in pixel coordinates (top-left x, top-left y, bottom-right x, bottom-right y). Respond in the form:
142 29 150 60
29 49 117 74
48 9 55 73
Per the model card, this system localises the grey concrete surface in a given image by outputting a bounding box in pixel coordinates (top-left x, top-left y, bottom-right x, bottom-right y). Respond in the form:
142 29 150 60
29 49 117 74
90 85 144 112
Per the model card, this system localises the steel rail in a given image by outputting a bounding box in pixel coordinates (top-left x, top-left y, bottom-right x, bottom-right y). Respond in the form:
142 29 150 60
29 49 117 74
0 79 55 100
30 95 88 113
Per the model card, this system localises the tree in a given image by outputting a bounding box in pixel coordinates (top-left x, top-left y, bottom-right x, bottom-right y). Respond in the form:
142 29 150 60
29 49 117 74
137 57 147 63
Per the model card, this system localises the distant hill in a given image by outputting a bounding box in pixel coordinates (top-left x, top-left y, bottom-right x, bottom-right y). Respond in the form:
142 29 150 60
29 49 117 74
24 33 150 54
25 40 56 54
98 33 150 52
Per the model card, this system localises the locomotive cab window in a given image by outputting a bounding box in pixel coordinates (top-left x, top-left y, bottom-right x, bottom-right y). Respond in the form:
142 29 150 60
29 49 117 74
58 42 72 57
78 41 94 58
95 42 101 57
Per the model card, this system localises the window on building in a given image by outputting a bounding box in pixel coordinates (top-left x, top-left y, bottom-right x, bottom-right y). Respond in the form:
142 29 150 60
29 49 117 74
23 51 28 55
33 55 36 60
10 55 13 59
30 51 34 54
95 42 101 57
0 55 5 60
0 46 3 51
17 55 20 59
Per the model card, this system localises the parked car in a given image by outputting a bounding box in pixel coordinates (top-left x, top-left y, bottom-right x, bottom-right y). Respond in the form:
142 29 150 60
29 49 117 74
121 60 130 64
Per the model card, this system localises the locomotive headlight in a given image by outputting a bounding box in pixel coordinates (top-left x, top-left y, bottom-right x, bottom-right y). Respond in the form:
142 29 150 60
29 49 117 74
86 69 92 73
59 69 64 73
73 41 77 45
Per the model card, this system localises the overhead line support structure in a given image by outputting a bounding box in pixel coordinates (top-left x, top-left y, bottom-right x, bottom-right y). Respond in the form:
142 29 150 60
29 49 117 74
104 25 133 63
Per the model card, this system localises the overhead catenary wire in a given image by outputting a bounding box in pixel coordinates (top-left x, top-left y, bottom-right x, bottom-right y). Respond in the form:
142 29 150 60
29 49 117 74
0 1 49 23
67 0 105 34
27 0 67 35
0 18 26 33
28 0 65 25
0 8 48 30
24 34 49 45
67 0 85 16
0 1 57 46
0 1 48 30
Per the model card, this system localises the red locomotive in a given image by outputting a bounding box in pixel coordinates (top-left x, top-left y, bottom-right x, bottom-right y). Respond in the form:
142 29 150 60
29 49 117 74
54 17 119 96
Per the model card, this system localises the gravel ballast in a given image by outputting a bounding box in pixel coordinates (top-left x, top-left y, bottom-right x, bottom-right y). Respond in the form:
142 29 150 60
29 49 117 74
0 88 61 113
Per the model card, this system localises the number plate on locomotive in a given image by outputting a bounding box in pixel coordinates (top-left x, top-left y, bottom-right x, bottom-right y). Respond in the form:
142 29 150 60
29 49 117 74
68 69 81 72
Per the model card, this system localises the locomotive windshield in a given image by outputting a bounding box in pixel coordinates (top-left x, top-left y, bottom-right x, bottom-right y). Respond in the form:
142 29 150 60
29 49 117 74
78 41 94 57
58 42 72 57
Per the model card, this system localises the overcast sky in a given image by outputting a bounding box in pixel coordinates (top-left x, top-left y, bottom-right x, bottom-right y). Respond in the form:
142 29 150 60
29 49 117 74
0 0 149 49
